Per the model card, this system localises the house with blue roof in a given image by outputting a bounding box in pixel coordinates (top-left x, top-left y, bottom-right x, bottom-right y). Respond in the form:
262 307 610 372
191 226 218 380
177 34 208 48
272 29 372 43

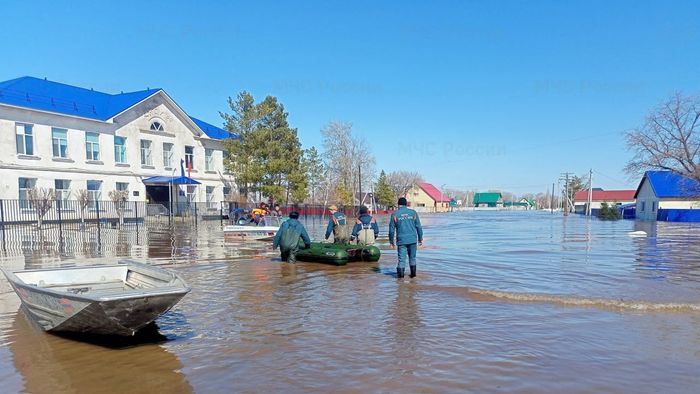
634 171 700 221
0 76 237 211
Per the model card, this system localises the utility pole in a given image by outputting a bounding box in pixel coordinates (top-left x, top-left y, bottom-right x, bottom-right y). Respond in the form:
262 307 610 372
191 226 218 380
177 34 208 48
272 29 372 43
551 183 555 214
559 172 574 215
586 169 593 216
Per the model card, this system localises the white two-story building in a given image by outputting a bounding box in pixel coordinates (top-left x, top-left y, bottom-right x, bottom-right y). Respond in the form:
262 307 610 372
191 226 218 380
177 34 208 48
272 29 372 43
0 76 236 211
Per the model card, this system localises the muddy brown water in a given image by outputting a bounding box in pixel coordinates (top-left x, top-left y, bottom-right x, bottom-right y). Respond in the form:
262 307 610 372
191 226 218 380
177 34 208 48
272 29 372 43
1 211 700 393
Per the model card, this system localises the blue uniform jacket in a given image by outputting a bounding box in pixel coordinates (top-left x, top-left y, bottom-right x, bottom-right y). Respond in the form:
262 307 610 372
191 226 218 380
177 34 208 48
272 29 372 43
388 207 423 246
351 214 379 240
325 211 347 239
273 218 311 249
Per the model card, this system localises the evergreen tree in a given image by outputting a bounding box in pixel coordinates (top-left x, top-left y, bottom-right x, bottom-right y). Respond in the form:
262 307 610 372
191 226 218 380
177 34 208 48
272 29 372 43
303 147 325 204
375 170 395 208
221 92 304 204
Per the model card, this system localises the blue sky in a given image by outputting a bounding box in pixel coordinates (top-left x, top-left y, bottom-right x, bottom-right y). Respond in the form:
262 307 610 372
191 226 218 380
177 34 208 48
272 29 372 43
2 0 699 194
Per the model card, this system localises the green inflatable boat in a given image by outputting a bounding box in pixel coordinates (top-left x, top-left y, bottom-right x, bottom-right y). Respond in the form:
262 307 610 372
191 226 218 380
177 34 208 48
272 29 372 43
296 242 381 265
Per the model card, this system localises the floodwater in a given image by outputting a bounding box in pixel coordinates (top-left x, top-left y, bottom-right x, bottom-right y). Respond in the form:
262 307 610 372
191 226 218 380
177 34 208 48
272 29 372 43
1 211 700 393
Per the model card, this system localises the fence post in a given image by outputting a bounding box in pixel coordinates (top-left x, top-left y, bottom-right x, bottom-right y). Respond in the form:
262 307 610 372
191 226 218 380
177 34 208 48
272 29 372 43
96 199 100 228
134 201 138 223
57 199 62 233
194 201 198 227
220 202 224 225
0 199 5 252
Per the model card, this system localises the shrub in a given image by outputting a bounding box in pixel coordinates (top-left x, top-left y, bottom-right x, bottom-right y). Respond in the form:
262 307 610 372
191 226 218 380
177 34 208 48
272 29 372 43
598 202 621 220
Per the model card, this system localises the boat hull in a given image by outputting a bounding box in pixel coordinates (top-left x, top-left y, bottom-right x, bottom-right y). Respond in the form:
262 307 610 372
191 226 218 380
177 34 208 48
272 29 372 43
2 261 190 337
296 243 381 265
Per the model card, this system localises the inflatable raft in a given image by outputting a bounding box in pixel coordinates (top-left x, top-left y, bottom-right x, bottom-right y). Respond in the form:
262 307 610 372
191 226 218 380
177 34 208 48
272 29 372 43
296 242 381 265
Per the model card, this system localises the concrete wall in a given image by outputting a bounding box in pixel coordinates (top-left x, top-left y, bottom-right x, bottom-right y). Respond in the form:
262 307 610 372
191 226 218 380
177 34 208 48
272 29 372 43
0 93 233 204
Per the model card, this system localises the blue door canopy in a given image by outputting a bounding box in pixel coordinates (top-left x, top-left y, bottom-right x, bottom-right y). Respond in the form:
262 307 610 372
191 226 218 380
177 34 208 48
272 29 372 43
142 176 201 185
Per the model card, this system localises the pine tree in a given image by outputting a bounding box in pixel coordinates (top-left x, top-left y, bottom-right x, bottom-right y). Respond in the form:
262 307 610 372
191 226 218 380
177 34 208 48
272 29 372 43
375 170 395 208
221 92 304 204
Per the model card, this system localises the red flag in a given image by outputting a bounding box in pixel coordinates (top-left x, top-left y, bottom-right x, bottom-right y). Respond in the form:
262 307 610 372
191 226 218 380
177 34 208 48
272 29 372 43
187 158 192 177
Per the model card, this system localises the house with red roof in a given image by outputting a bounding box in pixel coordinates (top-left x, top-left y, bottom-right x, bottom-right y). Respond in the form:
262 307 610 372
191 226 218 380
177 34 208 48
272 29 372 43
407 182 451 212
573 189 636 215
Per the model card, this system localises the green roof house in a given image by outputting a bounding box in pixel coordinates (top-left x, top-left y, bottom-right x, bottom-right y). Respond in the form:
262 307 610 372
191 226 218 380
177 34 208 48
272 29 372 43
473 192 503 208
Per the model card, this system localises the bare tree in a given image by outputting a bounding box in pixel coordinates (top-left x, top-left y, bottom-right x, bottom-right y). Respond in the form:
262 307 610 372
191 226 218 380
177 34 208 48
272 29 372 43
76 189 90 229
321 121 376 203
28 187 55 229
386 171 424 198
108 190 129 228
625 92 700 183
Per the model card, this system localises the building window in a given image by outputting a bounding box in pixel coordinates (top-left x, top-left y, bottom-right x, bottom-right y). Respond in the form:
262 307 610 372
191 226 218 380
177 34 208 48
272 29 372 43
114 136 127 163
150 120 164 132
206 186 215 208
19 178 36 209
52 128 68 158
652 201 656 212
140 140 153 166
223 186 231 199
163 143 173 168
55 179 71 201
205 148 214 171
640 201 646 212
87 180 102 209
185 146 194 170
16 123 34 155
85 132 100 160
116 182 129 192
186 185 196 203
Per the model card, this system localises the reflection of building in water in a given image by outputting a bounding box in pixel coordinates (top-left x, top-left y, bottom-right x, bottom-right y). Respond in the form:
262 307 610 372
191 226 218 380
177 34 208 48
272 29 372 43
631 220 700 283
9 310 193 393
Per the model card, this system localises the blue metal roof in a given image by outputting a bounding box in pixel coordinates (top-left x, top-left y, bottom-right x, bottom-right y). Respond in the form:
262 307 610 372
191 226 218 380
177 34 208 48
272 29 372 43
189 116 235 140
635 171 700 198
0 76 235 140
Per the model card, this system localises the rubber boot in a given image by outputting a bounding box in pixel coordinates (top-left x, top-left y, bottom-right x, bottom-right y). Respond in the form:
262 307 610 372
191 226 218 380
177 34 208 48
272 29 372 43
396 267 405 278
409 265 416 278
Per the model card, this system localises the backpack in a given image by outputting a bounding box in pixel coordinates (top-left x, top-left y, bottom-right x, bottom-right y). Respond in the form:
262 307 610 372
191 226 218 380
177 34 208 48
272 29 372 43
332 214 351 243
279 225 301 251
356 217 376 245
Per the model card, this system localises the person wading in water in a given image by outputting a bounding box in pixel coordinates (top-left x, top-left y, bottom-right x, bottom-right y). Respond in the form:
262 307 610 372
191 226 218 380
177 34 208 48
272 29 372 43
389 197 423 278
273 211 311 263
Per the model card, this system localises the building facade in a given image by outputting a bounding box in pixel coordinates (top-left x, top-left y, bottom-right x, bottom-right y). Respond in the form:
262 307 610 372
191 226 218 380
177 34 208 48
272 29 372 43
406 182 450 212
634 171 700 221
0 77 235 213
573 190 636 215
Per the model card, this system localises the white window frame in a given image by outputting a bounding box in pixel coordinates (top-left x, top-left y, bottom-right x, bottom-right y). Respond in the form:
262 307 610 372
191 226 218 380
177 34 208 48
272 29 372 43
206 186 216 208
150 120 165 132
85 132 100 161
54 179 71 202
87 180 102 210
114 136 127 163
163 143 174 168
186 185 196 203
185 146 194 170
140 140 153 166
205 148 214 171
52 128 69 158
16 123 34 155
19 178 36 210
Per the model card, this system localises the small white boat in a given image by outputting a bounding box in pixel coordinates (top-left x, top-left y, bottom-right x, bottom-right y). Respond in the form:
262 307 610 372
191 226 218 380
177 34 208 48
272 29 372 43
224 216 283 241
1 260 190 336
